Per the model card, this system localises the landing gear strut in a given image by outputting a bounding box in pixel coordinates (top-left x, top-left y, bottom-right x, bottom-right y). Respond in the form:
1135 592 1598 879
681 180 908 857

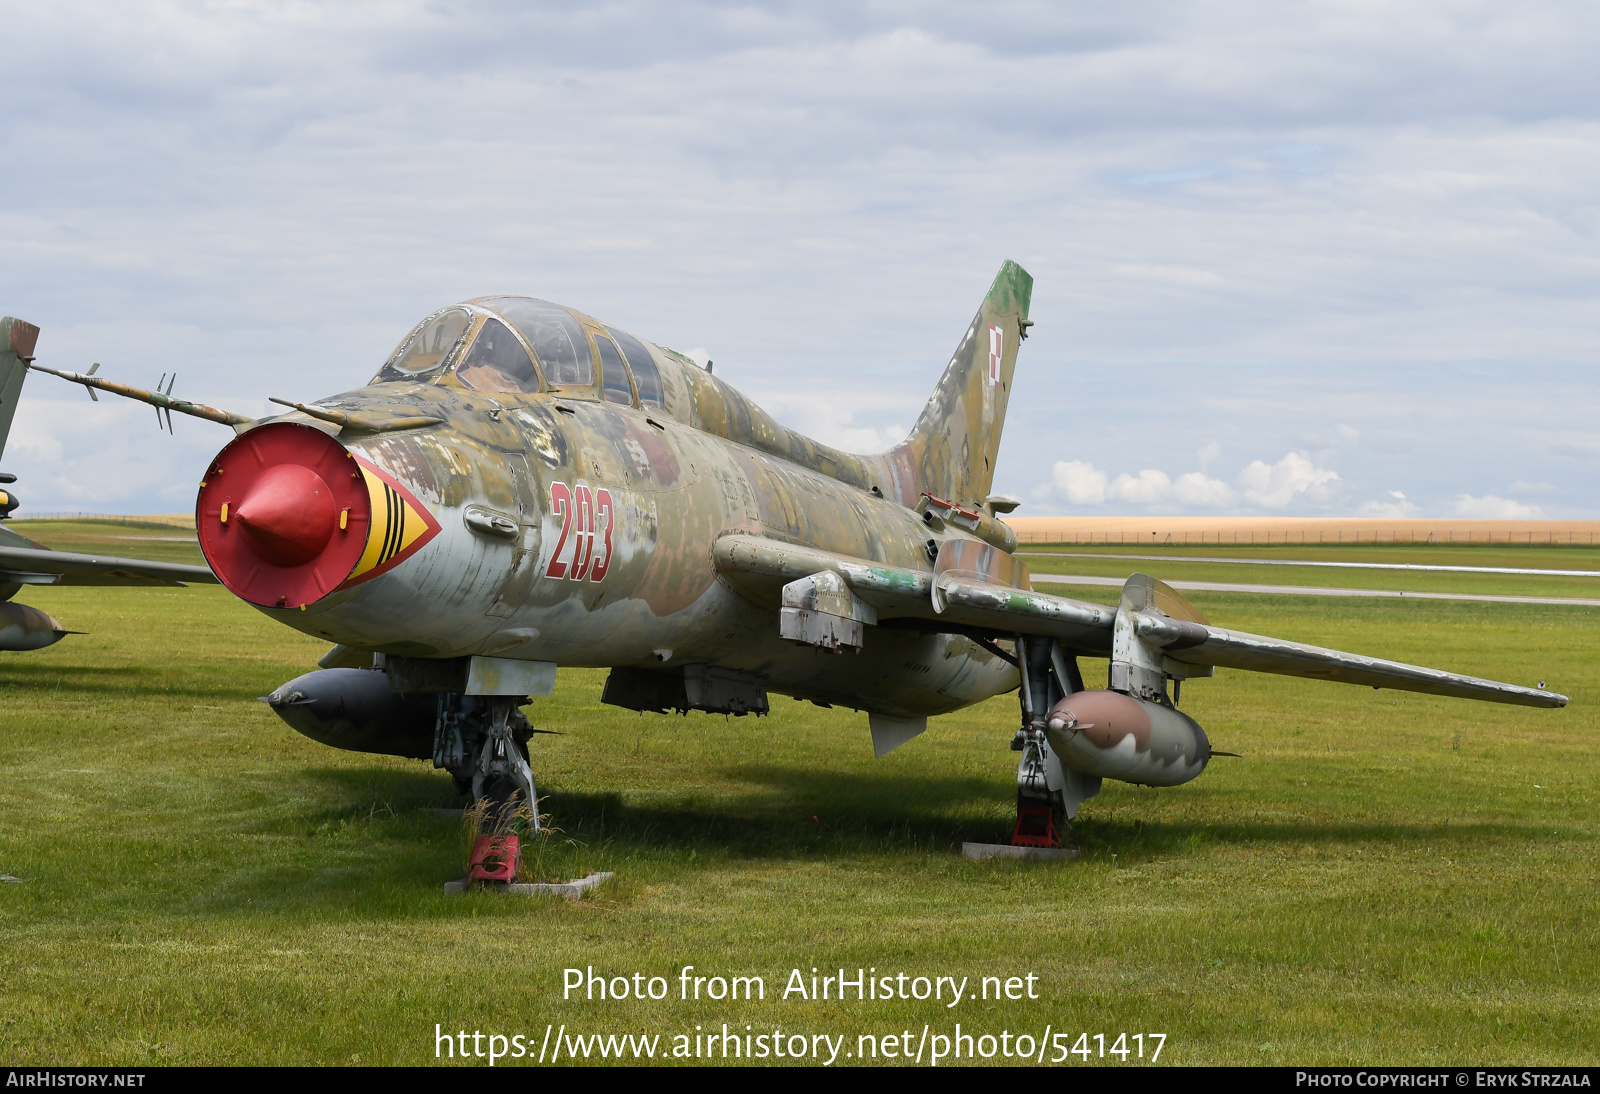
434 694 542 831
1008 635 1088 848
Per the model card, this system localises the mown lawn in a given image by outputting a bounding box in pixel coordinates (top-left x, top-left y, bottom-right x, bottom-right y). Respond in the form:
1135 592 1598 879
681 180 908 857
0 534 1594 1066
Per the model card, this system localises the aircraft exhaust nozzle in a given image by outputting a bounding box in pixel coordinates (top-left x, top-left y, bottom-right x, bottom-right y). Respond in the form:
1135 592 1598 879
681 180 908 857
263 667 436 758
197 422 439 609
1044 689 1211 788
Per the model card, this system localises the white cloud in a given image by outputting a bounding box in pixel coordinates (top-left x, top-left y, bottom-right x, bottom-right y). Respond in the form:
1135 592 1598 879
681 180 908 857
1452 494 1543 519
1238 452 1340 508
1108 468 1172 505
7 412 67 463
1111 263 1224 288
742 385 912 453
1041 461 1237 509
1358 490 1420 517
1048 460 1109 506
1173 471 1236 507
822 424 907 451
1 3 1599 517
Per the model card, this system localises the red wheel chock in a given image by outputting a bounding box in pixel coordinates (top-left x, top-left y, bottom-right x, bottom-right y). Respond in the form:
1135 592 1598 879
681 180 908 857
468 835 521 883
1011 802 1060 848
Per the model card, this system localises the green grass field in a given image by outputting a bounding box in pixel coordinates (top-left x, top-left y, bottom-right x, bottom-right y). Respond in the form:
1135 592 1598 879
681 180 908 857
1 523 1596 1066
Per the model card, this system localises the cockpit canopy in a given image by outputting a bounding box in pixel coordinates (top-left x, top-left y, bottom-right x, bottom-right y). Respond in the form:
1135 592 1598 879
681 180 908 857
379 307 472 380
371 297 663 408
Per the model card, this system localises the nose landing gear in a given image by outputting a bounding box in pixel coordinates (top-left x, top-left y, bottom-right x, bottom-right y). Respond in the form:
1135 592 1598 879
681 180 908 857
473 697 540 829
434 694 542 831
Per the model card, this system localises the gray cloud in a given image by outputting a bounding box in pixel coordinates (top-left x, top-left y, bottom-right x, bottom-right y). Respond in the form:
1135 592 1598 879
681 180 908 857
1 1 1597 515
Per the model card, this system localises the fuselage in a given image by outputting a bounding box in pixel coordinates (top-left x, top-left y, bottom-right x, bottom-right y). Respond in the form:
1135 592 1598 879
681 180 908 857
207 298 1019 719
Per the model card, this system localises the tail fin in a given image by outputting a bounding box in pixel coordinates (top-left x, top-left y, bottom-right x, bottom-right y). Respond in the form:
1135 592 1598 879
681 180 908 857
883 261 1032 509
0 317 40 466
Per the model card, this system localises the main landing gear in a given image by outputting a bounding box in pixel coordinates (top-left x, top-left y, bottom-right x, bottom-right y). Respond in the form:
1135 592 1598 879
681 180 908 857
1007 635 1098 849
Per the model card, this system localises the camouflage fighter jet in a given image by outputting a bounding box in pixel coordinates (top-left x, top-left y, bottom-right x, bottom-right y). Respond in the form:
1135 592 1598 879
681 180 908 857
31 264 1565 841
0 317 218 652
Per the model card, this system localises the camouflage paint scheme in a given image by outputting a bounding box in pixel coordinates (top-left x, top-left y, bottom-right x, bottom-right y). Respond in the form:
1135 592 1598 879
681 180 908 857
28 263 1565 829
248 263 1036 719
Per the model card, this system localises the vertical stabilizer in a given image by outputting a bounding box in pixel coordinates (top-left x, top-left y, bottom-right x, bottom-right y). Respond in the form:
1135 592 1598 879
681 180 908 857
0 317 39 466
880 262 1032 509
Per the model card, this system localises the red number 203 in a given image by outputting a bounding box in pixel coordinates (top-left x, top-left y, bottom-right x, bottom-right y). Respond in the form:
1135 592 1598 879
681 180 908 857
544 482 613 582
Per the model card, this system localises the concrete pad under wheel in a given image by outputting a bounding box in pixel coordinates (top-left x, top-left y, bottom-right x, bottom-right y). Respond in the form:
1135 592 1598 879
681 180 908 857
445 871 615 899
962 842 1077 862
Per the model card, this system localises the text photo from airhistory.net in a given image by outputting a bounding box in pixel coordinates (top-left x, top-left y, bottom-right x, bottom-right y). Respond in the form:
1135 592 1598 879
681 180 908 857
0 1 1596 1081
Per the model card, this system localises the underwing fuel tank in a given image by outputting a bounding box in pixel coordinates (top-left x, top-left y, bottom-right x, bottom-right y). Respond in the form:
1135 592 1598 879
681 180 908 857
0 600 69 651
1044 689 1211 788
263 667 435 759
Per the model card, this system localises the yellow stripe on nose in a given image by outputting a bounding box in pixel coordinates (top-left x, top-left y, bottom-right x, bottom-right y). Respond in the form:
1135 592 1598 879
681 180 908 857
343 462 435 585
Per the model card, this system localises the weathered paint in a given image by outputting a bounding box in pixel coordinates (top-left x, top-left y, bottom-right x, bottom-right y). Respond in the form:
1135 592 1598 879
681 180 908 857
188 267 1038 719
23 262 1568 822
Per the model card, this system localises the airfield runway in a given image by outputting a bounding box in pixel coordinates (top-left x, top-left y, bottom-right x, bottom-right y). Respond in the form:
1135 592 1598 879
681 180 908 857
1030 572 1600 607
1017 551 1600 579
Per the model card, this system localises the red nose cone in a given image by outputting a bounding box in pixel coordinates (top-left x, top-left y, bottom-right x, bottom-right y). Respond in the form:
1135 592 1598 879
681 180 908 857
198 422 375 609
234 464 337 567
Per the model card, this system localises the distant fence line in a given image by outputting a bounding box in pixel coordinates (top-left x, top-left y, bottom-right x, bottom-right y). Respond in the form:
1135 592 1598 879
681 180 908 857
12 512 195 528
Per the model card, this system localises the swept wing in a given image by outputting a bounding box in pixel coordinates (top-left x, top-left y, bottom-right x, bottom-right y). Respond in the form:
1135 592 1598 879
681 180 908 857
0 526 217 588
711 534 1564 709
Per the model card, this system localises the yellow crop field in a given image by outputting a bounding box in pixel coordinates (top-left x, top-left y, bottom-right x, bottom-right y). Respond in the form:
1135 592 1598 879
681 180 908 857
1009 516 1600 548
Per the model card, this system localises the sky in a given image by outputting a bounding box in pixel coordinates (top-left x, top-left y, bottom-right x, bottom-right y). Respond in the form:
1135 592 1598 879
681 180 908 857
1 1 1597 518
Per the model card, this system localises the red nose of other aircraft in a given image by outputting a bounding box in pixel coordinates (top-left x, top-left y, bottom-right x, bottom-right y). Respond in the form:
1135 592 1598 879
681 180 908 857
198 422 375 608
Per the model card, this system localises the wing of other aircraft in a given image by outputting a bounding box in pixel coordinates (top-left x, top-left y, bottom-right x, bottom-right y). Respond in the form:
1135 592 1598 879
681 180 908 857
0 315 219 652
711 534 1564 709
0 524 217 588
